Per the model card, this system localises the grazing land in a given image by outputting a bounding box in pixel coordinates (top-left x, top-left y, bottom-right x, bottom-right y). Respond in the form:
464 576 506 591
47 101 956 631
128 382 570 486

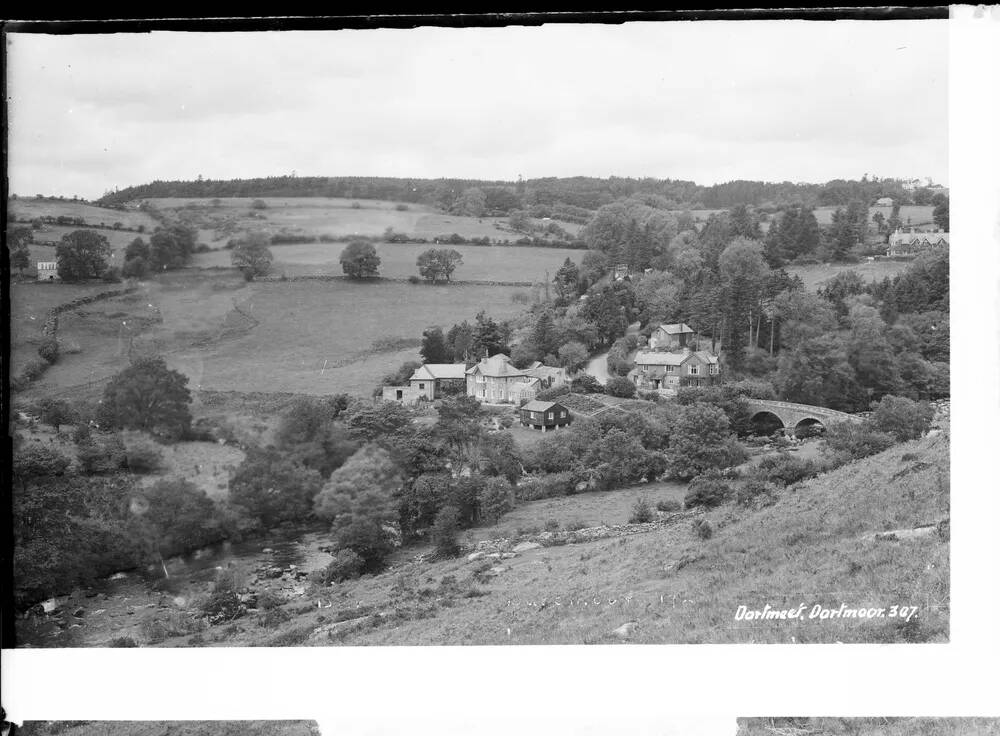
12 273 537 398
194 240 582 281
147 196 583 243
813 203 936 227
8 196 160 231
785 259 911 291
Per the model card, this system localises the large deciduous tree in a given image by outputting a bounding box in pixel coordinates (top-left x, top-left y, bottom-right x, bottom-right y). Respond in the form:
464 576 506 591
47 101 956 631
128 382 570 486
149 224 197 270
231 232 274 280
98 357 193 439
416 248 463 283
340 240 381 278
56 230 111 280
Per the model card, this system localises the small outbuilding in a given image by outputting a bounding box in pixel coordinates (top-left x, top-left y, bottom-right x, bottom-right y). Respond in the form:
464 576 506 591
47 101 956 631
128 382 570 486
519 400 571 431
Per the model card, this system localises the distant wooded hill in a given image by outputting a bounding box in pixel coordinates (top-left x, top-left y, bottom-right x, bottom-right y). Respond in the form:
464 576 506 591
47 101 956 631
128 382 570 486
96 175 921 213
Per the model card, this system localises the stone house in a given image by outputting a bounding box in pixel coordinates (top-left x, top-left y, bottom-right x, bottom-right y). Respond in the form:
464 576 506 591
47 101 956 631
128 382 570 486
465 354 565 404
407 363 468 401
630 349 720 392
886 228 949 257
36 262 60 282
648 322 696 350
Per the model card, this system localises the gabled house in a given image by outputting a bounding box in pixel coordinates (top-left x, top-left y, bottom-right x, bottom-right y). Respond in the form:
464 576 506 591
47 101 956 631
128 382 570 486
630 349 720 391
465 354 565 404
886 228 949 257
36 262 59 282
408 363 468 401
519 400 571 431
648 323 696 350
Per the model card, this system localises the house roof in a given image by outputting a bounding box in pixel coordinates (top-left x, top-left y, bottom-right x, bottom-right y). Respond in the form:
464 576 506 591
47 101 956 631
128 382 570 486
466 354 526 378
634 350 719 367
634 351 688 366
410 363 467 381
890 230 949 245
656 322 695 335
521 400 562 412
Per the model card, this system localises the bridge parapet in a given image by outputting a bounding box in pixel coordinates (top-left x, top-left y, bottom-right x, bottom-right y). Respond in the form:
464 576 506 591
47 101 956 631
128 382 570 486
745 398 860 433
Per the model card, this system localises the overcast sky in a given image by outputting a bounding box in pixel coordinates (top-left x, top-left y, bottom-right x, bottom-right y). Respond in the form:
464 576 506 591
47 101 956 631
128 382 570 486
6 20 947 200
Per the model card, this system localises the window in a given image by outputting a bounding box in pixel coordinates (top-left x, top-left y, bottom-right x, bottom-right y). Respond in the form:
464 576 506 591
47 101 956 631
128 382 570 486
530 412 536 420
560 411 567 418
418 383 425 390
665 365 675 373
709 364 719 375
547 412 554 420
689 365 699 375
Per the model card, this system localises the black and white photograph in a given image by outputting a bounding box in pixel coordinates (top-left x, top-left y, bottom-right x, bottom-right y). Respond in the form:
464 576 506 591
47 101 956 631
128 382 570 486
4 14 955 648
5 718 1000 736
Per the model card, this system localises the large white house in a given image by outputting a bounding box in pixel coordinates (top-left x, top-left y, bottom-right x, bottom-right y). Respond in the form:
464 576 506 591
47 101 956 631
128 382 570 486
465 354 566 404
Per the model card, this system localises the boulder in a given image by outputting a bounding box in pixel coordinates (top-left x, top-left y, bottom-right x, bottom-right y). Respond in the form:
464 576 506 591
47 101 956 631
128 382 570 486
512 541 542 553
467 551 486 562
612 621 639 640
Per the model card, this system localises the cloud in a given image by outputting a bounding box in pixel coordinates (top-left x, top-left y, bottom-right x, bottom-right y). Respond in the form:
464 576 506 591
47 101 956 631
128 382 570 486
6 20 948 198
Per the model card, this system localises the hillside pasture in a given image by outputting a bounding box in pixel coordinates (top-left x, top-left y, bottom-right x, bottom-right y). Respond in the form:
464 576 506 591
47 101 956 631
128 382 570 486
147 196 582 243
786 259 912 292
13 272 538 399
193 241 582 282
8 197 159 231
812 204 936 227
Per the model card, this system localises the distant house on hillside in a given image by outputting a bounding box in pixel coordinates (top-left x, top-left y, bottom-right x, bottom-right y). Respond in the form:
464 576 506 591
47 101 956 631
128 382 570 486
465 353 566 404
519 400 571 431
630 349 720 392
408 363 467 401
886 228 949 257
648 322 696 350
381 385 424 405
875 197 894 207
36 262 59 282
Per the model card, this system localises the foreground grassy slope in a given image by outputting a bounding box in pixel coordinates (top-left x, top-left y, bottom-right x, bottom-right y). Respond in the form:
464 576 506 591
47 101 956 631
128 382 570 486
18 723 320 736
194 428 948 647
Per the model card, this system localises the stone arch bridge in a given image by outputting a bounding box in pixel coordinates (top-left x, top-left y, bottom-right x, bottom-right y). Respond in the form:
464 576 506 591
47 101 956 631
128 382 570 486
746 399 860 436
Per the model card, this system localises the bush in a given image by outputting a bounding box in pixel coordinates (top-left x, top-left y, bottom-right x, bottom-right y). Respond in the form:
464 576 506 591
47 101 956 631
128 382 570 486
692 518 713 540
122 431 164 473
605 376 637 398
108 636 138 647
683 473 732 509
71 423 92 445
736 479 781 509
869 395 935 442
824 421 896 460
77 437 126 474
431 505 462 559
37 337 60 365
754 452 817 486
656 499 682 513
535 384 571 401
21 359 49 382
570 375 604 394
251 199 268 210
101 266 122 283
407 275 421 284
320 549 365 584
629 497 654 524
515 471 579 501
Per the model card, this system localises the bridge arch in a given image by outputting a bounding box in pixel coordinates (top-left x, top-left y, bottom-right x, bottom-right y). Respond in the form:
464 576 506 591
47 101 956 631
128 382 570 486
749 410 784 436
793 417 826 439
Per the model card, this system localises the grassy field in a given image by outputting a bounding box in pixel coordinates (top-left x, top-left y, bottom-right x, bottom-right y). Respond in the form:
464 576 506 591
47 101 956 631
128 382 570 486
785 259 912 291
147 196 583 243
195 240 582 281
813 204 936 227
8 197 160 231
12 272 538 398
147 425 946 647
